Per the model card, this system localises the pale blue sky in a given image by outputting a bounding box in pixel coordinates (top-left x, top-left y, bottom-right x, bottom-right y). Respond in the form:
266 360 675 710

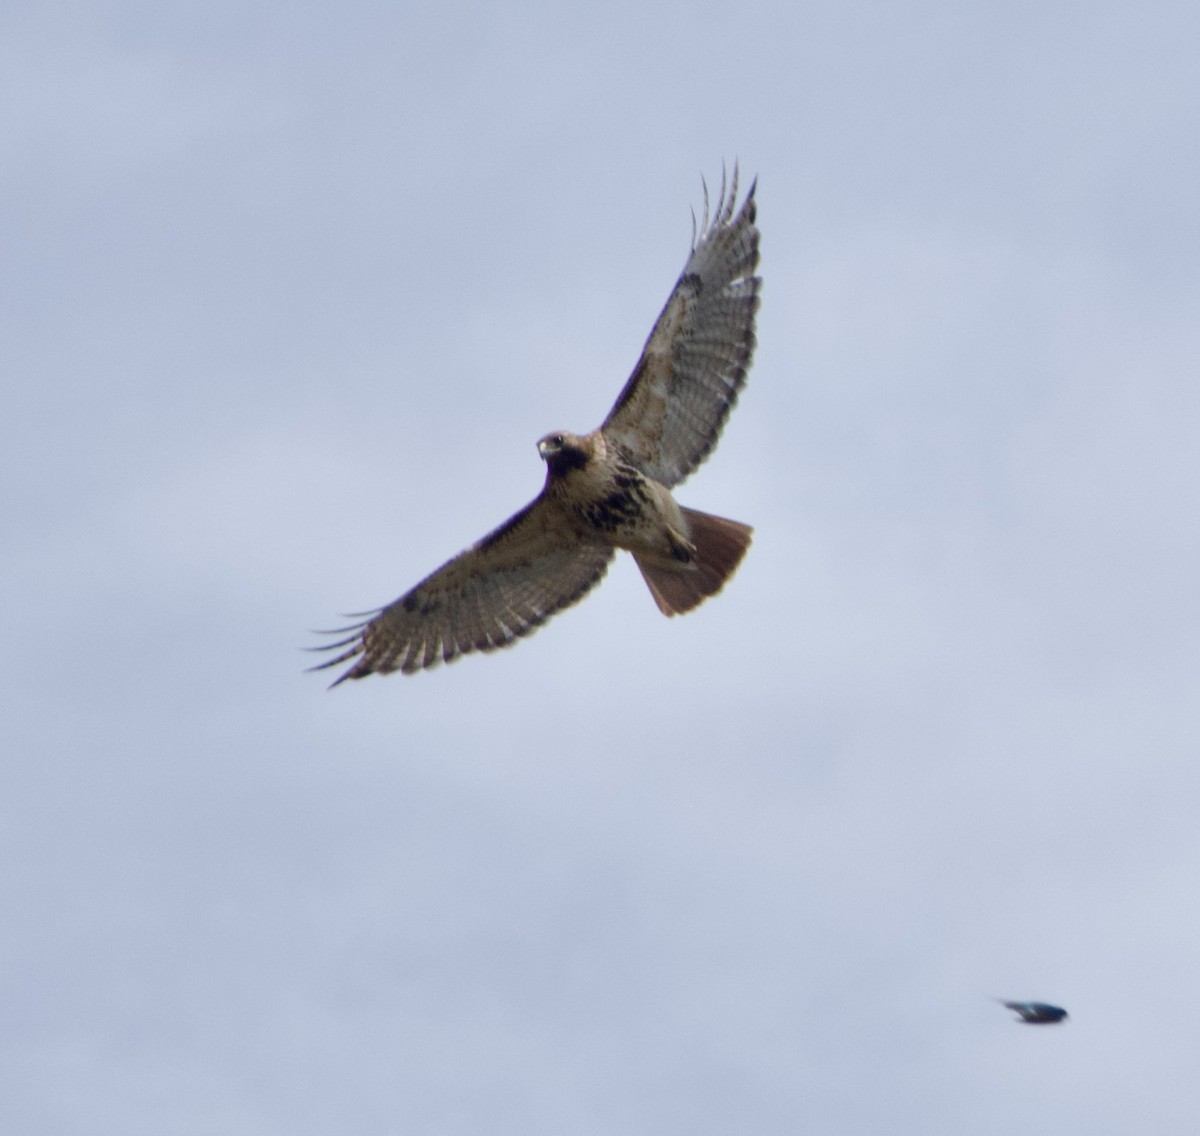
4 2 1200 1132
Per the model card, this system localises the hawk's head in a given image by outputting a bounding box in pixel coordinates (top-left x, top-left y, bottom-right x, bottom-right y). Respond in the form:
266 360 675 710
537 431 592 476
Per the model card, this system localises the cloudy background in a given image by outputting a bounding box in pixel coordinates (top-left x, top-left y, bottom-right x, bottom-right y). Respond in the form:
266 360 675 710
5 1 1200 1132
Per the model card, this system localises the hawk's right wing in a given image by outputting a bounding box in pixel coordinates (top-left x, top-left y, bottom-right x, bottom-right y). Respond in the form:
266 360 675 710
310 496 613 682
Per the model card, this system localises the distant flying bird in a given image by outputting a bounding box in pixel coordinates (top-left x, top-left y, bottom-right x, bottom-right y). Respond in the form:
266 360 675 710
998 1000 1069 1024
311 168 761 683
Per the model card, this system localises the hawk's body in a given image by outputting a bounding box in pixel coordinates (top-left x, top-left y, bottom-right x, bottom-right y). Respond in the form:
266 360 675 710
313 169 760 682
538 429 754 617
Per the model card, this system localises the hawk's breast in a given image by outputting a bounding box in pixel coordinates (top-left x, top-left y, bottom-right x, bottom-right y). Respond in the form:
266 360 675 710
577 469 653 535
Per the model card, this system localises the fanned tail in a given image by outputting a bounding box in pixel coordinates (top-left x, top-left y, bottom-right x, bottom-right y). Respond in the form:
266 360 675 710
634 507 752 616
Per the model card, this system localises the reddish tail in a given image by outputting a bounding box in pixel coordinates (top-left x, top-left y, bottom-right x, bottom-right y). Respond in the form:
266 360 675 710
634 507 753 616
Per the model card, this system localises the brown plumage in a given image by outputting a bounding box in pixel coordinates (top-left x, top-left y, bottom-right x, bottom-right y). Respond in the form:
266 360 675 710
311 168 760 682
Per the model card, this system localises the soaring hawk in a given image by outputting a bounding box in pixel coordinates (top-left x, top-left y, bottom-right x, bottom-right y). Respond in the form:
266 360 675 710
312 168 761 682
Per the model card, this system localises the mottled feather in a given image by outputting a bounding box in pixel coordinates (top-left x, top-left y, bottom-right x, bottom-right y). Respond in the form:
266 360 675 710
602 167 761 488
311 497 613 682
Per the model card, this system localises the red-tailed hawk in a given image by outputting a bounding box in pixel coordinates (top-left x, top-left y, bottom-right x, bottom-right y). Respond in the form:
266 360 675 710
312 168 761 683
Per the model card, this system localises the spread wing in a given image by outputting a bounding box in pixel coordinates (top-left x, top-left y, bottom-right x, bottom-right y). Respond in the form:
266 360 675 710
601 167 761 488
310 496 613 682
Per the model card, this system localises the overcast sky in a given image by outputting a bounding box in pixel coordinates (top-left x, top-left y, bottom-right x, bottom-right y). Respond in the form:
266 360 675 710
5 2 1200 1133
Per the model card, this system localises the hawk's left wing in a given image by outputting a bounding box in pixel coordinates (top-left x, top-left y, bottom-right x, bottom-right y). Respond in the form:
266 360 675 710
601 168 761 489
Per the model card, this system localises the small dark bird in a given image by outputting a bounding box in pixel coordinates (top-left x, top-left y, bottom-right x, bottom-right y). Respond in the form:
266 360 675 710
998 1000 1069 1024
312 167 760 682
